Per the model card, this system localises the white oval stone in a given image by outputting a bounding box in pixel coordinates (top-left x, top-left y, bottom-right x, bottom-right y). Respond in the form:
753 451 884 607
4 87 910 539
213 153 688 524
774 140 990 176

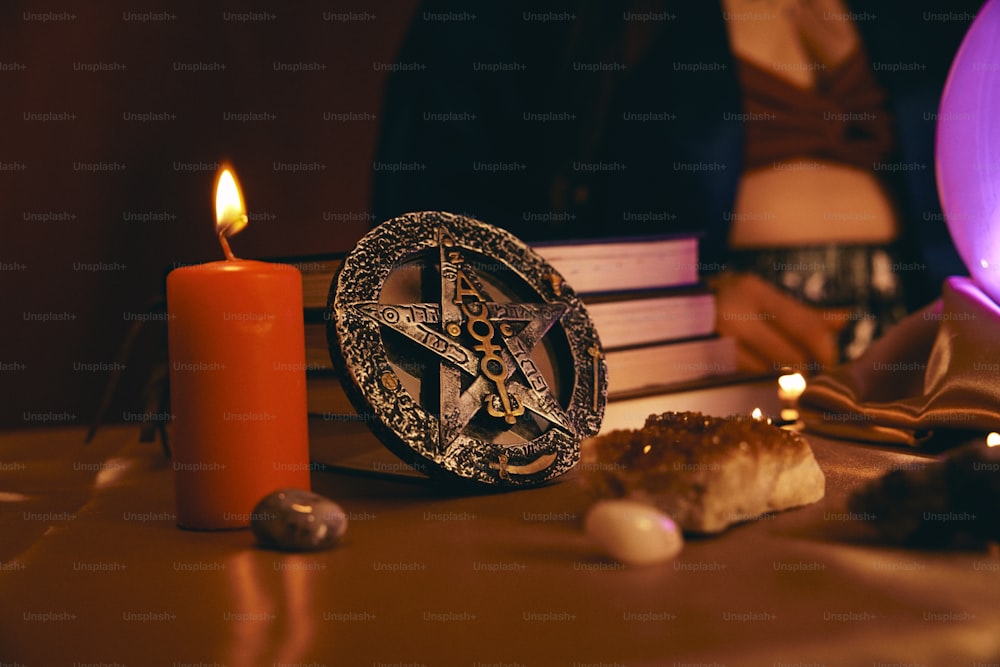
585 499 684 566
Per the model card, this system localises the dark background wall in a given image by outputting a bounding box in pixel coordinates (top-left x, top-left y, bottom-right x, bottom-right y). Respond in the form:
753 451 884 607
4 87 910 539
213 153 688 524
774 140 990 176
1 1 420 428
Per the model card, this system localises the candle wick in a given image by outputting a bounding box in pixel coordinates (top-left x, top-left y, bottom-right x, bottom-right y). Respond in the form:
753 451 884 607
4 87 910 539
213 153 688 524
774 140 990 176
218 232 238 261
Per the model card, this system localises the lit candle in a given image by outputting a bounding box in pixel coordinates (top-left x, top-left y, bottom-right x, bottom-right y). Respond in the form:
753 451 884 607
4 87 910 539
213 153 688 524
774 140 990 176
777 372 806 402
777 372 807 424
167 165 310 530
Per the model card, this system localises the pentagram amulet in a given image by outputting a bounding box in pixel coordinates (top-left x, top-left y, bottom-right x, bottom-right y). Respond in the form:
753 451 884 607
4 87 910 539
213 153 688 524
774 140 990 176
326 211 607 489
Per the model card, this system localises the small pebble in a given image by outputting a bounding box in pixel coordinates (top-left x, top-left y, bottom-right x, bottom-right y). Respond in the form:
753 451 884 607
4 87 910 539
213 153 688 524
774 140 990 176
251 488 348 552
584 499 684 566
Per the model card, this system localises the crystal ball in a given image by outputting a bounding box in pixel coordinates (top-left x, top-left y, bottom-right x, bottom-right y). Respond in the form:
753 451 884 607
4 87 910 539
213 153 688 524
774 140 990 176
936 0 1000 304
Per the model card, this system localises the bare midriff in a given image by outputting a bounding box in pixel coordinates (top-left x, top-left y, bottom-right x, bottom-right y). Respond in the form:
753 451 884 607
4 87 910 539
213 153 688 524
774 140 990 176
728 159 898 247
723 0 898 248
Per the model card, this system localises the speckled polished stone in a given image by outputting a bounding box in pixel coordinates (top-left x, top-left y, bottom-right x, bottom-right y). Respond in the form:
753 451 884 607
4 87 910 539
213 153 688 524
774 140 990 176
251 488 347 552
584 499 684 566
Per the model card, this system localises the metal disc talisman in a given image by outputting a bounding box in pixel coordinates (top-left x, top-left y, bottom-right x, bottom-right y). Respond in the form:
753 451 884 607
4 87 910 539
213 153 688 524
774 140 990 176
327 211 606 488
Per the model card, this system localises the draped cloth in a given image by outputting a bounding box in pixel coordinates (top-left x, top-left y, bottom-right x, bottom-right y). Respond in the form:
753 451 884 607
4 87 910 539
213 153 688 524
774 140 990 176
799 277 1000 446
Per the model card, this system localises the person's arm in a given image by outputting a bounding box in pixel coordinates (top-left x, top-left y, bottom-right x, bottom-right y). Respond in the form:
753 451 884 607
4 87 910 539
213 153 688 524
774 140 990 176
713 272 848 373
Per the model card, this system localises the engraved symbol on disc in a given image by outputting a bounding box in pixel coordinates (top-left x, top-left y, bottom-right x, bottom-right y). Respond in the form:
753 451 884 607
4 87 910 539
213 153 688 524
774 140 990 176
327 212 606 488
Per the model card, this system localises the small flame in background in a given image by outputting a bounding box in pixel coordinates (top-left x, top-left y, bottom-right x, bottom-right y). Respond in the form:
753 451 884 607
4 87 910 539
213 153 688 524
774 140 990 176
777 372 807 400
214 166 248 238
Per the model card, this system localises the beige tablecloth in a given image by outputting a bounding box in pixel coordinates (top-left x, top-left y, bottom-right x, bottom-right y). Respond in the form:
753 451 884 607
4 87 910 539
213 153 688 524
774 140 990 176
1 384 998 665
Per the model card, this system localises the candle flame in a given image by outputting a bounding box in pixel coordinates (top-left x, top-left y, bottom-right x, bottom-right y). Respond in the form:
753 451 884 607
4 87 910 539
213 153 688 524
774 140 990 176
777 372 807 398
751 407 763 421
215 166 248 238
780 408 800 423
987 432 1000 447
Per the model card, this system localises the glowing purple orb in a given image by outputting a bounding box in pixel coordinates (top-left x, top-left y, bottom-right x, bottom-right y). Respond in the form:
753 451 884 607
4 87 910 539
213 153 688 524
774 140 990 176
937 0 1000 304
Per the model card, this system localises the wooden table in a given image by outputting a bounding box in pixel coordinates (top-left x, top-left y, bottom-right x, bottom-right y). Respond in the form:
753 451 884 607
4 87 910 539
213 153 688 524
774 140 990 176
1 381 998 665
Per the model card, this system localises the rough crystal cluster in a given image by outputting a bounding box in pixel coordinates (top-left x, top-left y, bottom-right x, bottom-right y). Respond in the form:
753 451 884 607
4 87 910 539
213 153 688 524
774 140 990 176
579 411 825 533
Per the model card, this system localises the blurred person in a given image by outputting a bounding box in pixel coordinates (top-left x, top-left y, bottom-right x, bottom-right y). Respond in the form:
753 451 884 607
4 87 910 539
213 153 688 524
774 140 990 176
372 0 981 373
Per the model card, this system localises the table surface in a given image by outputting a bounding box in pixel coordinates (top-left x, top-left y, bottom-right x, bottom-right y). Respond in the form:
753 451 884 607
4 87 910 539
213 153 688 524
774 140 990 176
1 381 998 666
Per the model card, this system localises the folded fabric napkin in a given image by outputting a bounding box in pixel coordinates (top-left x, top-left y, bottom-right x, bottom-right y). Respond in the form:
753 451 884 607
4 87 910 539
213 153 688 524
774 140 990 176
800 277 1000 446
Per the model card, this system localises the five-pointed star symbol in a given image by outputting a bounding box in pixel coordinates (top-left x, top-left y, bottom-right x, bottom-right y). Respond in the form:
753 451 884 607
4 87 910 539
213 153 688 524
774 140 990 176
350 229 574 454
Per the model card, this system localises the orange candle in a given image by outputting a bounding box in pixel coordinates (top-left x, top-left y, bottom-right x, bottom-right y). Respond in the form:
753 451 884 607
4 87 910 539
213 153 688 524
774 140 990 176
167 166 310 530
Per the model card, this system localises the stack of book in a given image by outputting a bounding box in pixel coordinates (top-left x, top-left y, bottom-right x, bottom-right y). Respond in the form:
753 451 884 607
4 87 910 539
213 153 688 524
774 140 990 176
534 234 737 399
295 232 736 417
290 233 739 477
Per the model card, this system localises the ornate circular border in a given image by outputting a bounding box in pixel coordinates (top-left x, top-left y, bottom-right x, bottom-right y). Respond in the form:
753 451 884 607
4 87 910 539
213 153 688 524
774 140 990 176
326 211 607 488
